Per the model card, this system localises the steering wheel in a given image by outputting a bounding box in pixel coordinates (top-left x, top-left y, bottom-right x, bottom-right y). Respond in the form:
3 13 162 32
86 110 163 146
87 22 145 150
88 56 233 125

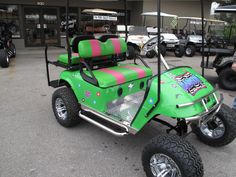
103 24 110 32
141 36 164 55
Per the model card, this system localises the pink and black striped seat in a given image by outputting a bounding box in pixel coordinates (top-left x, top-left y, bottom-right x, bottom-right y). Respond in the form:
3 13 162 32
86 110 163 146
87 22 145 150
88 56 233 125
79 38 153 87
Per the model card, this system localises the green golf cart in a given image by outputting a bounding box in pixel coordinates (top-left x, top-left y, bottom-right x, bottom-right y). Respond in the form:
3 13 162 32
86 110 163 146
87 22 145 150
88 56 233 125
45 0 236 177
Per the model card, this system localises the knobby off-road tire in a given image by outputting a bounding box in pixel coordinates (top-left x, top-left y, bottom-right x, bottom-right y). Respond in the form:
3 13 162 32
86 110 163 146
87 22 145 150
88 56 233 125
126 45 136 59
142 134 204 177
52 87 80 127
9 43 16 57
174 45 185 58
185 44 196 57
159 44 166 57
218 67 236 91
0 49 9 68
146 50 156 58
195 104 236 147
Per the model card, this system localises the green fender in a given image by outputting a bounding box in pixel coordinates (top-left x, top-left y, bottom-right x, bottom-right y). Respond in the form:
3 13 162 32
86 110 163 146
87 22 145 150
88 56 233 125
131 66 218 131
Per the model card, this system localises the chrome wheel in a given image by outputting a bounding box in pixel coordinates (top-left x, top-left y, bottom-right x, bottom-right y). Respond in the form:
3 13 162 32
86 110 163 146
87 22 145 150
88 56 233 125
150 153 182 177
185 48 192 55
200 116 225 139
55 98 67 120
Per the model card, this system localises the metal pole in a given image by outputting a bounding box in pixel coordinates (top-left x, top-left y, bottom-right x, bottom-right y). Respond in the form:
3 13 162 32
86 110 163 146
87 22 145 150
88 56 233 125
157 0 161 104
201 0 205 76
66 0 72 66
124 0 128 42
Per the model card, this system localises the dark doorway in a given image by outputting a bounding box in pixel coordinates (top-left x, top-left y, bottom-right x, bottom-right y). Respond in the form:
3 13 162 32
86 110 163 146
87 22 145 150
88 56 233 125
23 6 60 47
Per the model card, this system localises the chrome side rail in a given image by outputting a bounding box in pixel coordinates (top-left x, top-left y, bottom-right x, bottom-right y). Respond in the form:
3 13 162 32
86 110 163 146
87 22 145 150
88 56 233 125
80 106 138 136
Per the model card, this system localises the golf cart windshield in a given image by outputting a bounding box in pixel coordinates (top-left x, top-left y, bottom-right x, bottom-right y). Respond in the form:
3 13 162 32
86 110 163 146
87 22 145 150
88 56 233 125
81 8 118 35
129 26 148 36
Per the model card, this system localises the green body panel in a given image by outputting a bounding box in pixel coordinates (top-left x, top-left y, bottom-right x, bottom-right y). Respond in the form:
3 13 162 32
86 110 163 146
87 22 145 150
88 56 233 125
60 69 151 113
60 64 218 132
84 64 153 88
131 67 217 130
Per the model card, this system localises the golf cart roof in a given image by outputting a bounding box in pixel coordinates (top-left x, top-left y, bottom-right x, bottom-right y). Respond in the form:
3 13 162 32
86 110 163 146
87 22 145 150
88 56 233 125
178 17 226 24
82 8 117 15
141 11 177 18
178 16 204 21
215 5 236 13
206 18 226 23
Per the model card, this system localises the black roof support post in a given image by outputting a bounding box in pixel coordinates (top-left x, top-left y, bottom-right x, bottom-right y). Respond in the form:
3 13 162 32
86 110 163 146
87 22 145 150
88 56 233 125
124 0 128 42
201 0 205 77
66 0 72 66
157 0 161 106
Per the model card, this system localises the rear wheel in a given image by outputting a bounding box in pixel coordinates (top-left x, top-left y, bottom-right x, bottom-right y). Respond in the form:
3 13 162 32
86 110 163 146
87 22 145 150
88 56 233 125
159 44 166 57
142 134 204 177
9 43 16 57
174 45 185 57
146 50 156 58
126 45 138 59
218 67 236 90
0 49 9 68
52 87 80 127
185 44 196 57
194 104 236 147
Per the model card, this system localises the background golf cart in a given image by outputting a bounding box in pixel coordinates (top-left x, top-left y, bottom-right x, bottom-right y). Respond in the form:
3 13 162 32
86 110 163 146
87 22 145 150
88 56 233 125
125 11 184 59
142 12 185 58
81 8 118 38
200 4 236 91
0 21 16 68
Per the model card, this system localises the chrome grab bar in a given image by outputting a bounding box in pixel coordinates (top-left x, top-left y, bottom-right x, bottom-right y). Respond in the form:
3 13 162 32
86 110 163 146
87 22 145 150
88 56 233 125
79 111 128 137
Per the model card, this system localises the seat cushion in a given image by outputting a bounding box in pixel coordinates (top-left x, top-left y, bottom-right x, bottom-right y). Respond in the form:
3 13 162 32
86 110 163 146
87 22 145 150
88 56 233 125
58 53 80 65
84 64 153 88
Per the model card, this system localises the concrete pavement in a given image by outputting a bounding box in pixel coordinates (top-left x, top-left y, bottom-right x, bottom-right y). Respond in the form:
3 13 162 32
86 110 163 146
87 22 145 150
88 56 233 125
0 49 235 177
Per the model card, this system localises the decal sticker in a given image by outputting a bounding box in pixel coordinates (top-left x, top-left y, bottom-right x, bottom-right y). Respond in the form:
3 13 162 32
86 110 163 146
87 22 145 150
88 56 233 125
149 98 154 105
160 80 165 84
171 84 178 88
96 92 101 97
175 72 206 96
176 94 182 99
85 91 91 98
93 100 97 105
128 83 134 91
82 98 85 102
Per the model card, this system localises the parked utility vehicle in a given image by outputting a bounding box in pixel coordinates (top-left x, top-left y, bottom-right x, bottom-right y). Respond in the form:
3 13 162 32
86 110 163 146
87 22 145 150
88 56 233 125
200 4 236 90
142 12 185 58
45 1 236 177
0 22 16 68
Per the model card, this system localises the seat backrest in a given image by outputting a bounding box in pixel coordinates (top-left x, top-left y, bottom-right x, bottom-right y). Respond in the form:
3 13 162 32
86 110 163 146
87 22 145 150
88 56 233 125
78 38 127 59
71 35 95 53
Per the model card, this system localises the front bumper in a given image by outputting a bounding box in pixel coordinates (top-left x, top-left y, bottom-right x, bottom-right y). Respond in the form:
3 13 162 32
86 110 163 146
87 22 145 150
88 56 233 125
176 91 223 122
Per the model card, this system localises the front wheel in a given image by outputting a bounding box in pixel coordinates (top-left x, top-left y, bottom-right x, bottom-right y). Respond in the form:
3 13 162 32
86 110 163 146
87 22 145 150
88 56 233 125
52 87 81 127
194 104 236 147
0 49 9 68
218 67 236 90
142 134 204 177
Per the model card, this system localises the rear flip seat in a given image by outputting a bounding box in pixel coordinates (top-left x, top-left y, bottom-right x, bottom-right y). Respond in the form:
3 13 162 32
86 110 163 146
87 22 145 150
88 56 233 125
59 37 153 88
